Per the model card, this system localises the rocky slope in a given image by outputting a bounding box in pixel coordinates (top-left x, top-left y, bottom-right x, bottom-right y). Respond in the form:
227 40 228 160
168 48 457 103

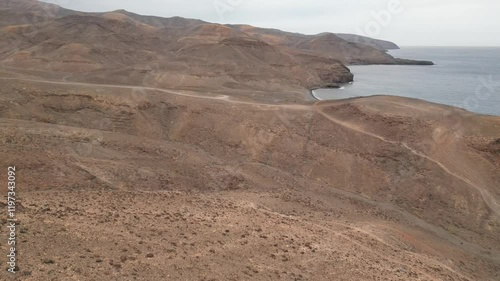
0 77 498 280
335 33 400 50
0 0 432 93
227 25 429 65
2 2 497 281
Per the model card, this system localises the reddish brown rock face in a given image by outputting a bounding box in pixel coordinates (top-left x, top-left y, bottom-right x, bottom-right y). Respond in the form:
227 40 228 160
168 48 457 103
1 1 497 281
0 77 499 280
0 0 431 93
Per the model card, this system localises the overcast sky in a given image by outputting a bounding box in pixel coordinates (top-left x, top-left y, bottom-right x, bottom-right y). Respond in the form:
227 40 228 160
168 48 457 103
41 0 500 46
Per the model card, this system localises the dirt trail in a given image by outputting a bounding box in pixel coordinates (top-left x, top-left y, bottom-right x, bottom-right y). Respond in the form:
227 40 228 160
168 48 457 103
1 75 499 280
2 76 497 215
0 76 310 110
315 106 500 216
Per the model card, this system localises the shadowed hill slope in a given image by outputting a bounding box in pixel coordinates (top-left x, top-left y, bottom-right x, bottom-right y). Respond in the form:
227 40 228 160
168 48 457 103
0 2 497 280
0 78 498 280
0 0 432 93
227 25 429 65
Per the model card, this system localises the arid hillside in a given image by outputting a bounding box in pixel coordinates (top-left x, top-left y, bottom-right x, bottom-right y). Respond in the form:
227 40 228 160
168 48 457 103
335 33 400 50
0 76 499 280
0 0 431 93
227 25 414 64
0 1 498 281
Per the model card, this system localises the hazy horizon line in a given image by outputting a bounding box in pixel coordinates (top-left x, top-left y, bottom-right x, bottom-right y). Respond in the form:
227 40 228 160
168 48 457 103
39 0 500 47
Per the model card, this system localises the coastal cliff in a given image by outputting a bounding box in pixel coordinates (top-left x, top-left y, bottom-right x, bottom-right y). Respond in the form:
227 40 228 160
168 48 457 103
1 0 432 92
335 33 400 50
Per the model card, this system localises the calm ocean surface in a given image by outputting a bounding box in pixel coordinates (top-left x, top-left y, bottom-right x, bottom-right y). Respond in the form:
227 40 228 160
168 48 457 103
313 47 500 116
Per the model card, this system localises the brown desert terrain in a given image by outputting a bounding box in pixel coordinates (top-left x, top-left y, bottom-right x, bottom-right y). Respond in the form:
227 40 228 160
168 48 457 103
0 1 499 281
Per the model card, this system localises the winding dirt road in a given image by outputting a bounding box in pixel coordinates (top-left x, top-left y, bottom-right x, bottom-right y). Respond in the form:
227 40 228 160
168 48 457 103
2 75 498 216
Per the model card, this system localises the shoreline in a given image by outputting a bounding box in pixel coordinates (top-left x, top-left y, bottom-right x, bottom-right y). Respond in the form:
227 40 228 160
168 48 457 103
309 87 362 102
309 89 321 101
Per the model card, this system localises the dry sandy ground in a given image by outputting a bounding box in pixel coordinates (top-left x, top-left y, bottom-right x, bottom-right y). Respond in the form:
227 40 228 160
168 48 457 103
0 74 499 280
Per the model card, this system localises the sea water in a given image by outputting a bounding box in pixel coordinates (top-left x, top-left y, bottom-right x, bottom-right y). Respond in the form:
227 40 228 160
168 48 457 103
313 47 500 116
